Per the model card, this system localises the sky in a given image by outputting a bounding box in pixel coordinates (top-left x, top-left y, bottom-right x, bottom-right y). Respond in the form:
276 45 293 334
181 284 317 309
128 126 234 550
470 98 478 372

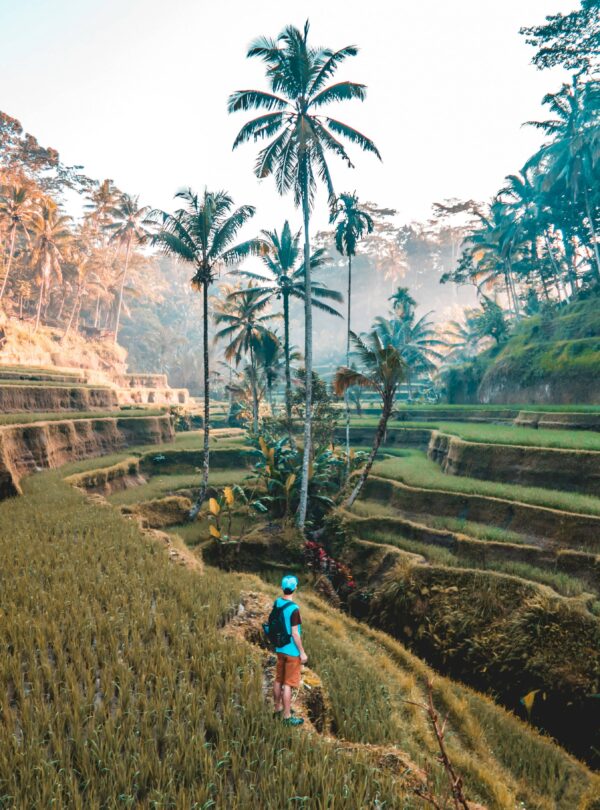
0 0 572 234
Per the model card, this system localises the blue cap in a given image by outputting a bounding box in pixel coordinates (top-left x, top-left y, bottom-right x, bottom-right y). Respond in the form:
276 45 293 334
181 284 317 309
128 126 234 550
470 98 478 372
281 574 298 592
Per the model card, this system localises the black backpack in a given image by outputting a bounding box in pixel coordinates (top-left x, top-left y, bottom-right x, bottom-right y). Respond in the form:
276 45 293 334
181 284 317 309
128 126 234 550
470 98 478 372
263 602 292 648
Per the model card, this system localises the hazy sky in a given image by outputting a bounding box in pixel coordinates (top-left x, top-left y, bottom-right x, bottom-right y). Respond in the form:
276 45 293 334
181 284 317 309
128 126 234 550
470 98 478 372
1 0 572 233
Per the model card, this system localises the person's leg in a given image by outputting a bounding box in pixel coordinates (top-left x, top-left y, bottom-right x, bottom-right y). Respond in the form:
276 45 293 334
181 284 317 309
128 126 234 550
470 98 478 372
273 680 283 712
282 684 293 719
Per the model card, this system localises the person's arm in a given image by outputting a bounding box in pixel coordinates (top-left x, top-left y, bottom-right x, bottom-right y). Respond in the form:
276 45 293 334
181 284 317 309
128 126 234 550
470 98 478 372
291 625 307 664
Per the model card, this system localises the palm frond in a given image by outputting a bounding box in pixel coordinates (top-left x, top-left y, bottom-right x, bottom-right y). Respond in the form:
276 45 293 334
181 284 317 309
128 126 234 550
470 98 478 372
228 90 288 114
310 81 367 108
325 118 382 159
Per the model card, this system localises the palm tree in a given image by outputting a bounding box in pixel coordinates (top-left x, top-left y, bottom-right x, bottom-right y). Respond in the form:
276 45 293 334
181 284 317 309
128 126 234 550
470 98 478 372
333 331 405 507
0 183 35 304
374 308 445 399
527 78 600 282
214 285 279 432
104 193 150 344
255 330 301 416
229 20 380 528
29 200 72 332
330 192 374 472
150 188 262 517
389 286 416 320
235 220 342 430
84 179 120 239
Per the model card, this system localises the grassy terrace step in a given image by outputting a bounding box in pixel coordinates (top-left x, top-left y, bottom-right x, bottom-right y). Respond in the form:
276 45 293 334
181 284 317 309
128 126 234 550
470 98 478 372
0 383 119 413
0 407 166 426
1 472 597 807
0 369 88 384
374 449 600 518
342 509 600 596
348 420 600 450
362 455 600 550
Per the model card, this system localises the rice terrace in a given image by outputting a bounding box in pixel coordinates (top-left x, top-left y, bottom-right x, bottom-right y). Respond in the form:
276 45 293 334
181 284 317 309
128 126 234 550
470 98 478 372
1 1 600 807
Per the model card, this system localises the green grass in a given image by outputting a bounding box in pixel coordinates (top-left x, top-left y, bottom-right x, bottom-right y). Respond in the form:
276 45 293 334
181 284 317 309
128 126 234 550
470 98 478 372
433 422 600 451
107 468 252 505
0 408 166 426
374 448 600 516
426 516 529 544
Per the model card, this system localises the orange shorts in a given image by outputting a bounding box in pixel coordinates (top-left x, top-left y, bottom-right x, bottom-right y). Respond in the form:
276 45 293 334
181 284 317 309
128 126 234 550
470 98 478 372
275 653 301 688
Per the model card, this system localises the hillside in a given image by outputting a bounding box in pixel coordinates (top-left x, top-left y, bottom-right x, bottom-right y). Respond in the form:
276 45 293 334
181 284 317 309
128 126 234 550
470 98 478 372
444 292 600 404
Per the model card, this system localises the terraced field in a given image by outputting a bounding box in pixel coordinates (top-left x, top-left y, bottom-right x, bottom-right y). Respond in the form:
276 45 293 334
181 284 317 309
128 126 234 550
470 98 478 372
339 414 600 767
2 434 599 807
2 372 599 801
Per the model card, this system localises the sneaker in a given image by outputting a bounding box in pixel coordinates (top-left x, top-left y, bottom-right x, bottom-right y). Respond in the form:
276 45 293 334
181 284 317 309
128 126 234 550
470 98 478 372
282 716 304 727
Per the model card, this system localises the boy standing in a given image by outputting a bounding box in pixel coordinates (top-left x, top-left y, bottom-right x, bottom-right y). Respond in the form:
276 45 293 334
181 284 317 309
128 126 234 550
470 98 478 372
273 575 307 726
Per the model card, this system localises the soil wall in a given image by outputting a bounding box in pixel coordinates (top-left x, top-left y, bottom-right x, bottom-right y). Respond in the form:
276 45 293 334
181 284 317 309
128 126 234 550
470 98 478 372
427 431 600 496
0 415 174 499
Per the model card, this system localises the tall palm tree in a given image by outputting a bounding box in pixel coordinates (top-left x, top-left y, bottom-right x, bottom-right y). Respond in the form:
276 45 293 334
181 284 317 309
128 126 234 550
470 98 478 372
0 183 35 303
374 309 445 398
334 331 405 507
214 285 279 432
235 220 342 430
229 20 380 528
330 192 374 472
150 188 262 517
29 200 72 332
527 78 600 282
104 193 150 344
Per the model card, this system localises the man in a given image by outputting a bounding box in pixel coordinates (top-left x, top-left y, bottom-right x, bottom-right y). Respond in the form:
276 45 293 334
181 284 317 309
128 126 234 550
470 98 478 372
273 574 307 726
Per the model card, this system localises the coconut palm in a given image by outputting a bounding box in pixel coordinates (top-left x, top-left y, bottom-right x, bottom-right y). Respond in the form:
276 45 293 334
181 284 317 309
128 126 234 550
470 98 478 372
84 179 120 238
104 193 150 344
229 20 380 528
333 330 405 507
0 183 35 303
150 188 262 516
29 199 72 332
330 192 374 472
374 309 446 398
389 286 416 320
255 330 302 416
235 220 342 430
214 285 279 432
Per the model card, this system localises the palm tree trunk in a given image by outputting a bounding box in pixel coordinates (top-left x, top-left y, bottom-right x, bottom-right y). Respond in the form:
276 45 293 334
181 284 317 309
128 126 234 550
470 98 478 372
94 294 101 328
283 292 293 434
345 253 352 476
249 342 259 432
583 186 600 282
62 287 80 341
344 399 392 508
34 275 45 333
190 279 211 520
113 236 131 345
543 230 569 299
297 169 313 531
0 225 16 303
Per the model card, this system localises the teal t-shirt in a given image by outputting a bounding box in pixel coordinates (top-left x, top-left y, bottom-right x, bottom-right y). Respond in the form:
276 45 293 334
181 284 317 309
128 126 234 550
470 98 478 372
274 597 301 657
